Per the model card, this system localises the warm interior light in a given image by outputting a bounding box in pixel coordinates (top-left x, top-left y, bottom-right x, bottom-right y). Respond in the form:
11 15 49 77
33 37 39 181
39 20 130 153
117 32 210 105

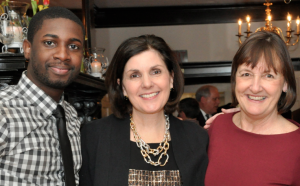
238 19 242 25
246 15 250 23
287 13 291 21
236 1 299 45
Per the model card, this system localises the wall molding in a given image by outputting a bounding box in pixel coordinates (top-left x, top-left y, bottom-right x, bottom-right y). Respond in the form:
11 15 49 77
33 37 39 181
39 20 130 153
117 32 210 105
94 2 300 28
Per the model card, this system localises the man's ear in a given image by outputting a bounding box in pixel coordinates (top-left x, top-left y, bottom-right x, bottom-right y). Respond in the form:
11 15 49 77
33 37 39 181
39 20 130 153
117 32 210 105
23 39 31 60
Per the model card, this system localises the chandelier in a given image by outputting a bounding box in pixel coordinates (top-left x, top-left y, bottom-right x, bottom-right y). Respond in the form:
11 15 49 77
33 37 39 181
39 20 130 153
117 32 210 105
236 0 300 46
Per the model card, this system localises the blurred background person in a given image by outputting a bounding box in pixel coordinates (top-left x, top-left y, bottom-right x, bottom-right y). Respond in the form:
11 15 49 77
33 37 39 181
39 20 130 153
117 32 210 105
80 35 208 186
195 85 220 127
178 97 200 125
205 31 300 185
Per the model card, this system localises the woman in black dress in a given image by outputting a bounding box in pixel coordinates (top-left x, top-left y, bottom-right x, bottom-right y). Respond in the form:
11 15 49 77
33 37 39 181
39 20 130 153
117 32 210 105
79 35 208 186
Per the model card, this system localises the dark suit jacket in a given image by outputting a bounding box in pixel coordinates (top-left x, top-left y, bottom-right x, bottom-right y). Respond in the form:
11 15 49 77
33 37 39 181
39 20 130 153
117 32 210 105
197 112 206 127
79 114 209 186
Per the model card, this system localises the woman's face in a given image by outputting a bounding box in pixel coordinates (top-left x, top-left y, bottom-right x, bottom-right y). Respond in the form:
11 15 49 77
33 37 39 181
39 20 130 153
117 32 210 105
235 57 287 117
122 49 173 115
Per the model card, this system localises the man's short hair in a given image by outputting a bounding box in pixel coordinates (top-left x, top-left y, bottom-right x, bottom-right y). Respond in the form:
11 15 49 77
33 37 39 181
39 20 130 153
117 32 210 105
178 98 200 119
195 85 215 102
27 7 85 43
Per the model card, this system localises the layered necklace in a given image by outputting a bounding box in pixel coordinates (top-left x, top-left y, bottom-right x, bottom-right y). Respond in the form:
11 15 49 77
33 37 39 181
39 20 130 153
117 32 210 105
130 114 170 166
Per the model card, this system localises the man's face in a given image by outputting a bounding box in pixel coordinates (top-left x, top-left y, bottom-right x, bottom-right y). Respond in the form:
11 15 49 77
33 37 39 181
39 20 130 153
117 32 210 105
24 18 84 91
202 87 220 115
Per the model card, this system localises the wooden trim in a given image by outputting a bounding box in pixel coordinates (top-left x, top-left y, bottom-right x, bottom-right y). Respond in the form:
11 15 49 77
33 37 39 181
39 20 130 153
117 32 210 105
182 58 300 85
73 73 106 90
94 2 300 28
82 0 94 55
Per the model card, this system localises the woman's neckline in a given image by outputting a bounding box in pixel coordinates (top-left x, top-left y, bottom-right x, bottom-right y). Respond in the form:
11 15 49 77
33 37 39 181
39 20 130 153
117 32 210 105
230 112 300 136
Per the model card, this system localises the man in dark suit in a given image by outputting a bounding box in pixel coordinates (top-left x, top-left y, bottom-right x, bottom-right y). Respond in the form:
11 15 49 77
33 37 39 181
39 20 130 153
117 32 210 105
195 85 220 127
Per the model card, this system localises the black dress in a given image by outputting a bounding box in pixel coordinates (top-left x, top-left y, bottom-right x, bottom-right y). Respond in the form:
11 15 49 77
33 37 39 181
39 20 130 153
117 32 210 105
79 114 209 186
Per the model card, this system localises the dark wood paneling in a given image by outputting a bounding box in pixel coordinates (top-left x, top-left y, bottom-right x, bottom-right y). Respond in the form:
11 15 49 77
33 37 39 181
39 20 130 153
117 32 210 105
181 58 300 85
94 2 300 28
82 0 94 56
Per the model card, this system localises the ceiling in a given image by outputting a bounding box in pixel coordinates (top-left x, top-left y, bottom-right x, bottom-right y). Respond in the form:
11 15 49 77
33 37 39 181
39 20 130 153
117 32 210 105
17 0 289 10
94 0 285 8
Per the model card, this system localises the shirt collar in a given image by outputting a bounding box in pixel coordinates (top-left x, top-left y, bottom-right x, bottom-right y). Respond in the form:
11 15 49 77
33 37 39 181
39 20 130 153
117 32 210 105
17 71 65 118
200 109 211 119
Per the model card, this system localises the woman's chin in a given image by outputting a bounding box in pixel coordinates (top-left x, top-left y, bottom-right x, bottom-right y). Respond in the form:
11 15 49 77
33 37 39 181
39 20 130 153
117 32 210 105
242 109 274 117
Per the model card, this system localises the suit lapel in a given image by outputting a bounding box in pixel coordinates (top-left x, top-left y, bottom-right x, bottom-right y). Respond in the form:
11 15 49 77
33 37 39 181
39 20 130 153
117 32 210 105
169 115 194 185
197 112 206 127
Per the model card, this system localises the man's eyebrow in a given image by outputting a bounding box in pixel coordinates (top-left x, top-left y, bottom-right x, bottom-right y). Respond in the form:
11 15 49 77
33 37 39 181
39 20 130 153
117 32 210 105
42 34 82 44
43 34 58 38
70 38 82 44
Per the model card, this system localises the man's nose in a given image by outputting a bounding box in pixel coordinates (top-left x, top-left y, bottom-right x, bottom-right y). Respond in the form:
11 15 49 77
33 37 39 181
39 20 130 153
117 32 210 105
53 45 71 62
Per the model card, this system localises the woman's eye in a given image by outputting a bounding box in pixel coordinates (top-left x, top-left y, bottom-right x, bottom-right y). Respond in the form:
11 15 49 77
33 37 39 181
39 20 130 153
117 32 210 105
242 73 250 77
130 74 140 78
266 74 274 78
152 69 161 75
69 44 79 50
44 41 55 46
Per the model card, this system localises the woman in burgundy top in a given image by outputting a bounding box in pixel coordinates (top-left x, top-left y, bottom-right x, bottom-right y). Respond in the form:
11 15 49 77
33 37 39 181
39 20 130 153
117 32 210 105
205 31 300 186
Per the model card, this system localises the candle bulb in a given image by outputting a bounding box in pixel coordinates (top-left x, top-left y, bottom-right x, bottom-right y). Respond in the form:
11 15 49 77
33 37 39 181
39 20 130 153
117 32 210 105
246 15 250 23
296 16 300 34
268 15 272 22
287 13 292 31
287 13 291 22
238 19 242 35
246 15 251 32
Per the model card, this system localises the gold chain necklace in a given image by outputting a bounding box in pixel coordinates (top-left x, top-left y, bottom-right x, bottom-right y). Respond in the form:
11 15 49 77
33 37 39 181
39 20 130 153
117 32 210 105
130 114 170 166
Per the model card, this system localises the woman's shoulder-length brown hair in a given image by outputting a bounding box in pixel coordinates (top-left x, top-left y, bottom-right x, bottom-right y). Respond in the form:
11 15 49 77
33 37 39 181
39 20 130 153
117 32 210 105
231 31 296 114
104 34 184 119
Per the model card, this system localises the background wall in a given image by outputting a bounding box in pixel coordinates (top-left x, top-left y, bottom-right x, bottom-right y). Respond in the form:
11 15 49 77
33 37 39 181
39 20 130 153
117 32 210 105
92 20 300 62
92 21 300 111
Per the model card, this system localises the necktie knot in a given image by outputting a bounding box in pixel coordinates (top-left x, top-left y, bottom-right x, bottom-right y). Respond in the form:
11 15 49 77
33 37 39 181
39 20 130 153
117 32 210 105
53 105 65 119
205 114 210 120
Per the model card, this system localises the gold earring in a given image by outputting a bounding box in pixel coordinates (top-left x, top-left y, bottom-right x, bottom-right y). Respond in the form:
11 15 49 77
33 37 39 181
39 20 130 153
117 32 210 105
124 96 129 101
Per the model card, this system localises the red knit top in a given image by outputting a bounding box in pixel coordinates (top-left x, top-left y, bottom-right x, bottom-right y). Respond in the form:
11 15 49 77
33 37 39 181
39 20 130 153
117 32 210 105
205 112 300 186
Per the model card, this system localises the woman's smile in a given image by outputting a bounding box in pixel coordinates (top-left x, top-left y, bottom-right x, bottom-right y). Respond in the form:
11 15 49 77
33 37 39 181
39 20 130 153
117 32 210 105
247 95 266 101
140 92 159 99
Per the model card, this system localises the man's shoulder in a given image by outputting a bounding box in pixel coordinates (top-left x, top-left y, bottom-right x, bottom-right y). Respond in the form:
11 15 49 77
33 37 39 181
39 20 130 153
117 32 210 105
0 84 18 101
0 84 21 115
0 83 9 91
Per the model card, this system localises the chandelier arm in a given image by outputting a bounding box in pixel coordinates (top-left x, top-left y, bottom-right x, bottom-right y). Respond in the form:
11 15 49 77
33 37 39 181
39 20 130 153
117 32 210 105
287 34 300 46
236 34 243 45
